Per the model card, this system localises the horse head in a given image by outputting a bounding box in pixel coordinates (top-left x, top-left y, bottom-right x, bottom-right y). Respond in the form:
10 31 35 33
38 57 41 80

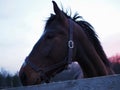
19 1 114 86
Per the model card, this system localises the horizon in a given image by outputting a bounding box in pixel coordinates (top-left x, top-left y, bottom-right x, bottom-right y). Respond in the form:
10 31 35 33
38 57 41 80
0 0 120 74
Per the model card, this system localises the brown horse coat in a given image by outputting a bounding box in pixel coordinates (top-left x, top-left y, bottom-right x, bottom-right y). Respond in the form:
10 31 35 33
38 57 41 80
19 1 114 86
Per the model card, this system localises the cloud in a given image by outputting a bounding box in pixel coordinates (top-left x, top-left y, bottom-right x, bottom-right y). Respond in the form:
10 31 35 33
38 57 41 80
0 0 45 73
0 0 120 73
102 34 120 57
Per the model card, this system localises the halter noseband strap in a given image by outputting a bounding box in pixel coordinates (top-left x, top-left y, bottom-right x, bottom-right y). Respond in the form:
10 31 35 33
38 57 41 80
68 19 74 64
25 19 74 83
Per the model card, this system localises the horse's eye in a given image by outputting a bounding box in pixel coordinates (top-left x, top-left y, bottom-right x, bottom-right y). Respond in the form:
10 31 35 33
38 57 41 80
46 34 55 39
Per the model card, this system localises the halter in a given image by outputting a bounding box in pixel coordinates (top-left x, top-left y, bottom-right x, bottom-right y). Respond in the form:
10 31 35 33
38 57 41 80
25 19 74 83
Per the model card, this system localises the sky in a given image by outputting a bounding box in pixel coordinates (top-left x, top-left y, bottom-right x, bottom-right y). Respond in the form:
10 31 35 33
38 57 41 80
0 0 120 74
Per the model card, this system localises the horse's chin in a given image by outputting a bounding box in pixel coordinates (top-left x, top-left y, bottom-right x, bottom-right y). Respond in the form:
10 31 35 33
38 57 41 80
50 62 84 82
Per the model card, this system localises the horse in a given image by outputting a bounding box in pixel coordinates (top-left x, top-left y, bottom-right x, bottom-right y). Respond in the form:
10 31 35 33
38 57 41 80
19 1 114 86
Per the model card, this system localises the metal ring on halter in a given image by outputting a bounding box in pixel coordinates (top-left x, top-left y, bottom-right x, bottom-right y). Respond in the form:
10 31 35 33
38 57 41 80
68 40 74 48
25 19 74 83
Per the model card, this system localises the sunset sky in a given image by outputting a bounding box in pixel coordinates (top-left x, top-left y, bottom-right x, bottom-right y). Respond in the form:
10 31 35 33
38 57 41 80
0 0 120 74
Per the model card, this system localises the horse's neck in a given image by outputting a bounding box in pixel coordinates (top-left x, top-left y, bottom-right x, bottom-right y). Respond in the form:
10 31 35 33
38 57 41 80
74 26 108 76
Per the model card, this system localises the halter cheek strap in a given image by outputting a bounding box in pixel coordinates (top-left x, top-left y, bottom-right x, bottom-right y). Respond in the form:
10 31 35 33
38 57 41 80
68 19 74 64
25 19 74 83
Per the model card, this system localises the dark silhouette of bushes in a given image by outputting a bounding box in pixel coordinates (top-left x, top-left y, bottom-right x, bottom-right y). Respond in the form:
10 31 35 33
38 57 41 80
0 54 120 89
0 68 21 89
112 62 120 74
109 54 120 74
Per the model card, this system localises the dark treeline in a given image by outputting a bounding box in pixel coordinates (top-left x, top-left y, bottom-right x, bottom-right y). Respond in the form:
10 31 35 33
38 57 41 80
0 69 22 89
0 54 120 89
109 54 120 74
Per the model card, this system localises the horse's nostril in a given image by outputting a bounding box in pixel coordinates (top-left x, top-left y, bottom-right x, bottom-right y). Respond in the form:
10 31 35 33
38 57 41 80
20 72 27 85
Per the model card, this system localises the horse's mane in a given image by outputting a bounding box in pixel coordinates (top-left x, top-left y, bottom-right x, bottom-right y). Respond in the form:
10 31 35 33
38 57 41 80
45 10 110 67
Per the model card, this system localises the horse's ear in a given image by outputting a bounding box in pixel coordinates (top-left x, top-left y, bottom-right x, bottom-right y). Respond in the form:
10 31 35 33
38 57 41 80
52 1 61 15
52 1 67 22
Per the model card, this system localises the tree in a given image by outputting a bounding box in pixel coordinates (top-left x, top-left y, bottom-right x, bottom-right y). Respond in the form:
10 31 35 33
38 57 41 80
112 62 120 74
109 54 120 74
12 72 22 87
0 68 21 89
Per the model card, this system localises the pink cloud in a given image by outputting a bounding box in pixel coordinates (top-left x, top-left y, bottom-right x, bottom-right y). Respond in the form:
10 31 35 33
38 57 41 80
102 34 120 57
